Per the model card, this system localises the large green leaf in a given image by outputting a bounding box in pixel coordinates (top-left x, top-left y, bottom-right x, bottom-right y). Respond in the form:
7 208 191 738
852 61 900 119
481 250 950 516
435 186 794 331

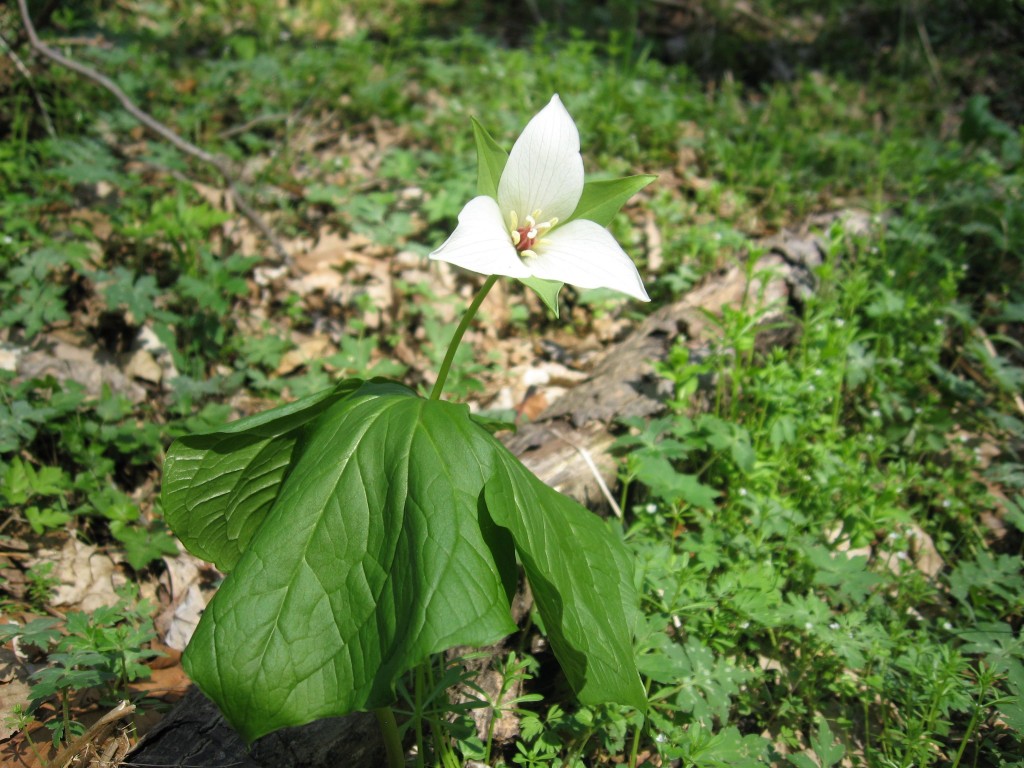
567 175 657 227
162 378 363 571
485 450 647 710
180 381 518 741
166 380 644 742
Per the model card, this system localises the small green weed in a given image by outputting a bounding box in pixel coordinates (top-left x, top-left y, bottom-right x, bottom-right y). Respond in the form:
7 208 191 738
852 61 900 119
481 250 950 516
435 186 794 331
0 374 174 571
0 585 161 749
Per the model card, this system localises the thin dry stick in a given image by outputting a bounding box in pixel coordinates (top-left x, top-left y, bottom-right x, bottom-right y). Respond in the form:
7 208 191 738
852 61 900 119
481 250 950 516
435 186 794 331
546 427 623 519
15 0 290 264
910 0 945 91
217 111 291 139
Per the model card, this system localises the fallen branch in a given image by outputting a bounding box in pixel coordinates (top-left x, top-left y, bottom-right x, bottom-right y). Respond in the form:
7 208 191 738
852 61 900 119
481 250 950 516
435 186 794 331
15 0 290 264
218 110 292 140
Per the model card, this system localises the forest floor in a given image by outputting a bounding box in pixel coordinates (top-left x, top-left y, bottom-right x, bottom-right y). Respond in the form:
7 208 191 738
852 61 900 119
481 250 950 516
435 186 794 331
1 1 1022 766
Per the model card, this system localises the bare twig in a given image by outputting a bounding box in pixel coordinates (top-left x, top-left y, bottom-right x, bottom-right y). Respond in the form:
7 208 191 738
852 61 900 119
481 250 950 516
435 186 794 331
522 0 543 25
546 427 623 519
217 110 291 139
1 0 59 49
43 34 113 48
910 0 945 91
15 0 290 264
0 28 56 138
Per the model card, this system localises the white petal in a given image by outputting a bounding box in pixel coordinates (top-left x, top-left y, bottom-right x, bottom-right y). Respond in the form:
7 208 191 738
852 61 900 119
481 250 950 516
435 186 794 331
526 220 650 301
497 94 584 224
430 196 530 278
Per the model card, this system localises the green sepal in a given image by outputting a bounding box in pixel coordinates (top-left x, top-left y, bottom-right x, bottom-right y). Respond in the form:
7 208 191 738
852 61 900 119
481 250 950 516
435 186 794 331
567 174 657 227
519 276 563 317
472 117 509 198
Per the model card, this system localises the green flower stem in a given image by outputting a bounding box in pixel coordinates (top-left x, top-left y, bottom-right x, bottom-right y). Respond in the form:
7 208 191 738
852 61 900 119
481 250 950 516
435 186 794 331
374 707 404 768
429 275 498 401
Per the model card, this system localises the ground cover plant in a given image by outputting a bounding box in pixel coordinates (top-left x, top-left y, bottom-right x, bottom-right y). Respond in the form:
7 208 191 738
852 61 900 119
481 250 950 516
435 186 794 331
0 1 1022 766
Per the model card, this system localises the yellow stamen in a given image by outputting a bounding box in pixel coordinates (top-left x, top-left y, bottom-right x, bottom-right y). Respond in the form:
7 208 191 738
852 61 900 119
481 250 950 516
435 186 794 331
510 209 558 253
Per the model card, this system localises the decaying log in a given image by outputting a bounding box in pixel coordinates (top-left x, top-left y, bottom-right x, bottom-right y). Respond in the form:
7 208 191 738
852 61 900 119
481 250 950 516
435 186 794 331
128 687 385 767
126 210 868 767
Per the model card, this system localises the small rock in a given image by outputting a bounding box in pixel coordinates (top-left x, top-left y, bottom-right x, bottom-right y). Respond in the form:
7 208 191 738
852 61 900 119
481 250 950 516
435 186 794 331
522 366 551 388
276 336 333 376
0 342 20 372
125 348 163 384
135 325 179 383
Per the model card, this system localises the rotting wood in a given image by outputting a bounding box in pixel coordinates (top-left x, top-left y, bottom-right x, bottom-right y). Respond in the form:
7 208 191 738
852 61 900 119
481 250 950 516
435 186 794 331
507 254 779 510
126 210 869 768
128 687 385 768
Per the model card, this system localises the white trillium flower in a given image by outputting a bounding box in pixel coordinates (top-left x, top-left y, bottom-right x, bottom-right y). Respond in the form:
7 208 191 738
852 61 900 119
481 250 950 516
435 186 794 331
430 94 650 302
